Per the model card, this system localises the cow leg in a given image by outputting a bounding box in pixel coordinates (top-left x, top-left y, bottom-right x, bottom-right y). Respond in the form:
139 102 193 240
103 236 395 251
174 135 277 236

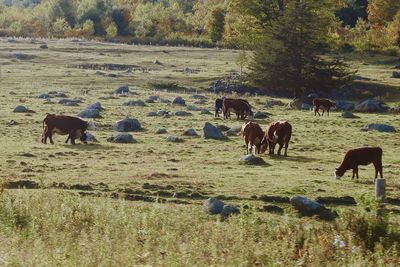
48 133 54 144
355 167 359 179
316 106 321 116
65 135 71 144
277 143 283 156
284 142 289 157
374 161 383 179
68 130 76 145
327 108 330 117
322 109 325 116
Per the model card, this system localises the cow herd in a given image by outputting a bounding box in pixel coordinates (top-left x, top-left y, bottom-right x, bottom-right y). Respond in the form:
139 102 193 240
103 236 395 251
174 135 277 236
40 97 384 182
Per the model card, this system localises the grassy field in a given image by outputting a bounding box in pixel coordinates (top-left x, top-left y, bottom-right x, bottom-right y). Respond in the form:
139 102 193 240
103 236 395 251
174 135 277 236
0 38 400 266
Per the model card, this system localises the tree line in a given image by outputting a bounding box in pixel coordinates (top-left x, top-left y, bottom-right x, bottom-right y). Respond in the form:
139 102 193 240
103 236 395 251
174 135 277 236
0 0 399 53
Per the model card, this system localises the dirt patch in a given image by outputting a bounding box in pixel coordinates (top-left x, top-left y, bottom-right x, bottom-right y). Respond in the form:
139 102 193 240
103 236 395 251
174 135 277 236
145 172 173 180
258 195 290 203
387 198 400 206
70 184 94 191
68 63 139 71
5 180 39 189
316 196 356 206
142 183 174 190
258 205 284 214
124 194 156 202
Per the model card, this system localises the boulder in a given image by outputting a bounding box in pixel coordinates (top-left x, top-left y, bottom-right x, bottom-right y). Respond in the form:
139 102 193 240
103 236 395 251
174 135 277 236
336 100 355 111
226 125 242 136
203 122 225 139
194 99 207 105
221 205 240 218
86 102 103 111
156 128 167 134
240 154 266 165
391 71 400 78
166 135 184 143
148 95 159 101
39 44 48 49
13 105 33 113
107 133 135 143
200 109 211 115
77 109 100 118
58 98 81 105
38 93 50 99
14 53 29 60
123 100 146 107
85 132 98 142
288 98 303 110
290 196 325 216
174 111 191 116
114 118 141 132
259 205 284 214
355 99 389 113
183 128 198 136
159 98 171 104
341 112 359 119
187 105 201 111
203 198 225 214
362 123 396 133
217 125 230 131
172 96 186 106
114 85 129 94
147 112 158 117
189 94 206 100
157 110 169 116
55 92 67 98
253 111 268 119
265 99 285 108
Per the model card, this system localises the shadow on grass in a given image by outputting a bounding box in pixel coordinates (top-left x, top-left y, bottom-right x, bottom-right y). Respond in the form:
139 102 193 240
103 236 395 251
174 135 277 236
266 154 315 163
63 143 115 151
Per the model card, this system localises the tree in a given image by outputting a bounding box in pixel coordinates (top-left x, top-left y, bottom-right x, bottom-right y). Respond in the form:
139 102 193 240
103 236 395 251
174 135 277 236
249 0 352 98
82 19 95 37
235 50 249 76
106 21 117 38
208 7 225 43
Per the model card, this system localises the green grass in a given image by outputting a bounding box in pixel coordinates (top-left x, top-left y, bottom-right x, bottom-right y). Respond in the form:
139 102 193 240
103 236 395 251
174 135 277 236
0 38 399 265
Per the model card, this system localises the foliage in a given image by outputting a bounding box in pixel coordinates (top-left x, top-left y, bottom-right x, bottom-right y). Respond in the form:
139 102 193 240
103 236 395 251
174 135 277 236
106 21 117 38
208 7 225 43
249 0 352 97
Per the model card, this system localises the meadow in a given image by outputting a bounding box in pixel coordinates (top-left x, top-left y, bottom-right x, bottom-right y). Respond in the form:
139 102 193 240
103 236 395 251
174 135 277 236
0 38 399 266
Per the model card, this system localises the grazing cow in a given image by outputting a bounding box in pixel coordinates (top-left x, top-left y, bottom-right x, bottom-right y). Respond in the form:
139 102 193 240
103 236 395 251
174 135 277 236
313 98 336 116
335 147 383 181
261 121 292 156
215 98 224 118
222 98 253 120
41 114 89 145
240 122 267 154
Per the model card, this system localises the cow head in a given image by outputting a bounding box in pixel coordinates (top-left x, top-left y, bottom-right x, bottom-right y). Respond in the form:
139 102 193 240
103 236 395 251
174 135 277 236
259 137 269 154
80 132 88 144
334 167 344 179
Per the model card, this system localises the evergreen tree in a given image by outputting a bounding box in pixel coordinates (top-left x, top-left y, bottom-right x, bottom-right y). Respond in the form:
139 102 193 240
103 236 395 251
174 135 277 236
249 0 352 98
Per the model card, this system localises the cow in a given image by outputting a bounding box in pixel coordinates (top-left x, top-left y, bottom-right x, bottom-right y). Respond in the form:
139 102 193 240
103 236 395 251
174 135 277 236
335 147 383 181
215 98 224 118
240 122 267 154
261 121 292 156
41 114 89 145
222 98 253 120
312 98 336 116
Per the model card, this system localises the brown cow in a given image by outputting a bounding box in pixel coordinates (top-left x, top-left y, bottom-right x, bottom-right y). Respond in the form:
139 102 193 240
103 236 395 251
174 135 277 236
261 121 292 156
313 98 336 116
335 147 383 181
41 114 89 145
222 98 253 120
240 122 267 154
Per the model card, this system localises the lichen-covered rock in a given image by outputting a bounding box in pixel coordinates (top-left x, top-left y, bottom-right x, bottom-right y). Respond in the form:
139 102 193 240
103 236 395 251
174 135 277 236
166 135 184 143
123 100 146 107
172 96 186 106
183 128 198 136
114 118 141 132
341 112 359 119
203 122 225 139
114 85 129 94
77 109 100 118
355 99 389 113
361 123 396 133
240 154 266 165
107 133 135 143
203 198 225 214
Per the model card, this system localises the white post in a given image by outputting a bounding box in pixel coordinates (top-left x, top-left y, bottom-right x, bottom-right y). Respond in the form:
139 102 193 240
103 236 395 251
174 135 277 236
375 178 386 202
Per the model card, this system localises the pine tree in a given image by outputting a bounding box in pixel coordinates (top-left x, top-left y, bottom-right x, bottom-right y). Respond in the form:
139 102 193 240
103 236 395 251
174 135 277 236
249 0 352 98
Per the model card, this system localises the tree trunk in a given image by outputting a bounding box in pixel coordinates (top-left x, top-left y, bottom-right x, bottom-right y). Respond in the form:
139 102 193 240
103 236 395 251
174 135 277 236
293 88 301 99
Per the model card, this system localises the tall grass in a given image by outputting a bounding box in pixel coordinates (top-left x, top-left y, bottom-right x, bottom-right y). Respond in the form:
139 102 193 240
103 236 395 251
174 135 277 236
0 190 399 266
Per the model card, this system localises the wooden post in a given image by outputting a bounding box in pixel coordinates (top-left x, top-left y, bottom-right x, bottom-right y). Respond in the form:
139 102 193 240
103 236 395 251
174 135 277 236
375 178 386 202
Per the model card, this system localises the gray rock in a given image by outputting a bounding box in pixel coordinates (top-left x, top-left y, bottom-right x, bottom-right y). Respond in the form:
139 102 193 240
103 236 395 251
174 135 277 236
203 122 225 139
43 99 55 104
8 120 18 126
395 64 400 69
341 112 359 119
253 111 268 119
290 196 325 216
157 110 169 116
145 99 155 103
175 111 191 116
55 92 67 98
288 98 303 110
392 71 400 78
240 154 266 165
172 96 186 106
221 205 240 218
301 103 313 110
63 101 79 106
156 128 167 134
183 128 198 136
107 133 135 143
355 99 389 113
123 100 146 107
187 105 201 111
39 44 48 49
85 132 98 142
265 99 285 108
200 109 211 115
13 105 33 113
336 100 354 111
14 53 28 60
362 123 396 133
114 118 141 132
86 102 103 111
159 98 171 104
166 135 184 143
58 98 81 105
217 125 230 131
38 93 50 99
203 198 225 214
226 125 242 136
194 99 207 105
147 112 158 117
77 109 100 118
114 85 129 94
189 94 206 100
148 95 159 101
